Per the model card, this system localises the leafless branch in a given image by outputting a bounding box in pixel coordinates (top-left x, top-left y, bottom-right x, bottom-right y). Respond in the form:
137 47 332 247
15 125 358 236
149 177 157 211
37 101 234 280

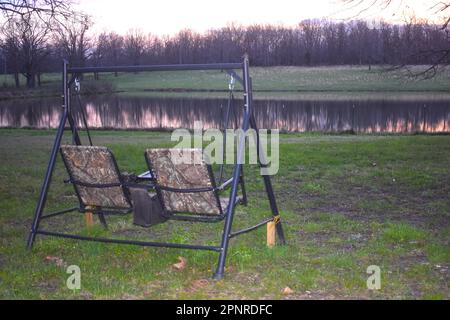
0 0 75 28
340 0 450 79
386 49 449 79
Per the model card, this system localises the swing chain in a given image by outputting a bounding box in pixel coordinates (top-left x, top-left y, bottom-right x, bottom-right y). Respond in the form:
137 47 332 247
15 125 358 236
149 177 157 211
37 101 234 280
74 77 81 92
228 74 235 91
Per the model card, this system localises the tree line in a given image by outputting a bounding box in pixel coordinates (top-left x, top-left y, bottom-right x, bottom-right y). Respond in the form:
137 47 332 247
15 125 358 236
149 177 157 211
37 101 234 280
1 16 449 87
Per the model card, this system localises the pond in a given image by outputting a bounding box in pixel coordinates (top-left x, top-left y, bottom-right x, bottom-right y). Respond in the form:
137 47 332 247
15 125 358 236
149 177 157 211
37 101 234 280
1 94 449 133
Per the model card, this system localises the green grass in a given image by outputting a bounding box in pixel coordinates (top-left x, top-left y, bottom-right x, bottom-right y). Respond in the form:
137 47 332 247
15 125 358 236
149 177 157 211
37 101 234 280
2 65 450 100
0 129 449 299
381 223 427 244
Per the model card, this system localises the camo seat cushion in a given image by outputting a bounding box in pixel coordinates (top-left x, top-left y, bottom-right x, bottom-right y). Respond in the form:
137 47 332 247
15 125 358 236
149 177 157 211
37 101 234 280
145 148 222 215
60 145 131 209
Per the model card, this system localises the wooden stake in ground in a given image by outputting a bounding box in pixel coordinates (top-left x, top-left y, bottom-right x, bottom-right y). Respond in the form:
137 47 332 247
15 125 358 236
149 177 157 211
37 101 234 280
85 207 94 228
267 221 276 247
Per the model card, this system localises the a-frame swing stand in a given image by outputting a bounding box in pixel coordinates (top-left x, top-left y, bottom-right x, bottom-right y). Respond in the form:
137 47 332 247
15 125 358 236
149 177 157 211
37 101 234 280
26 56 286 279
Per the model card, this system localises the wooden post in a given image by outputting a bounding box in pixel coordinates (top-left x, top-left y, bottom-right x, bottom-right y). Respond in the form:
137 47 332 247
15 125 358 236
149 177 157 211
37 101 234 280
85 207 94 228
267 221 276 248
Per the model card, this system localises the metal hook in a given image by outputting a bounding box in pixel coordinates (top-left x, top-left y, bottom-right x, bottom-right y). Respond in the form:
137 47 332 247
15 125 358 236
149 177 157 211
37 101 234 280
228 75 235 91
74 77 80 92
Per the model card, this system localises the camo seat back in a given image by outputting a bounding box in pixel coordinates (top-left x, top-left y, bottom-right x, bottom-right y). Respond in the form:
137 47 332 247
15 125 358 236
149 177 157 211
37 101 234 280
60 145 131 209
145 148 222 215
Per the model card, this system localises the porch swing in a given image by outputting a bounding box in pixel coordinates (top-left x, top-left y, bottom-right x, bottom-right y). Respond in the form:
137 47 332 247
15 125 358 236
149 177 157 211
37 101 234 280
26 56 286 279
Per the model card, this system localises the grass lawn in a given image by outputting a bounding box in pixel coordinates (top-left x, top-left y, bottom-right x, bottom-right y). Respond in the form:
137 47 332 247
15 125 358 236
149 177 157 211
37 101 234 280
2 65 450 100
0 129 449 299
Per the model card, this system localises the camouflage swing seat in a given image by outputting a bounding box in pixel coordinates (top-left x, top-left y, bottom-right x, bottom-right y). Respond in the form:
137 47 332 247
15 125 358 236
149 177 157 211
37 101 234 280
145 148 240 219
60 145 239 223
60 145 134 213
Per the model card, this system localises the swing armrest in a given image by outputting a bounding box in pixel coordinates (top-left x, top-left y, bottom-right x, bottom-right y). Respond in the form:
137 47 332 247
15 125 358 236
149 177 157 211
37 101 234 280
217 177 233 191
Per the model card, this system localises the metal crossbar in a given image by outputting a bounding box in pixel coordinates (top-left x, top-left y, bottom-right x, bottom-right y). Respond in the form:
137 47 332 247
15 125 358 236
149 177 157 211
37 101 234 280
229 217 275 239
68 63 243 74
40 207 80 219
36 230 222 251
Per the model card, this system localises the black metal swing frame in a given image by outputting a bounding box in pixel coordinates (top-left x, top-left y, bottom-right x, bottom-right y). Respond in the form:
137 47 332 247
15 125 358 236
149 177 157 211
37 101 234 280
26 55 286 279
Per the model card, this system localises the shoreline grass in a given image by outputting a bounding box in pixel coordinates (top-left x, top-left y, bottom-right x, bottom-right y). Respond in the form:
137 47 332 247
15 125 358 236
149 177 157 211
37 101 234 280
2 65 450 101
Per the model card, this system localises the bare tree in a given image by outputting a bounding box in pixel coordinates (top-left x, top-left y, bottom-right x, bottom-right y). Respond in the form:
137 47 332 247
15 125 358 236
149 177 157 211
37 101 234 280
432 2 450 28
53 14 92 67
2 14 50 87
175 29 197 64
342 1 450 28
341 0 450 77
95 32 124 75
124 29 146 66
0 0 73 27
2 14 448 75
299 20 322 65
0 35 21 86
144 33 164 64
1 0 89 85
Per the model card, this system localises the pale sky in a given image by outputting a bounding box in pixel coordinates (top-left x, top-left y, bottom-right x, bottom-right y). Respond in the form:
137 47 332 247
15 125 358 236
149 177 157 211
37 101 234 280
76 0 443 36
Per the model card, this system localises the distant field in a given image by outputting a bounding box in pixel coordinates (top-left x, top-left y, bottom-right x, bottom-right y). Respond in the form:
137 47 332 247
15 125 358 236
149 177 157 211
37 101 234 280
1 65 450 100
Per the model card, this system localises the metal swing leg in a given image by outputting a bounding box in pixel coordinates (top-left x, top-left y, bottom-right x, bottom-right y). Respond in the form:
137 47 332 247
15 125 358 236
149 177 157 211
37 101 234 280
213 124 247 279
28 60 81 250
239 169 248 205
27 86 70 249
213 163 243 280
249 113 286 245
213 57 253 279
97 212 108 229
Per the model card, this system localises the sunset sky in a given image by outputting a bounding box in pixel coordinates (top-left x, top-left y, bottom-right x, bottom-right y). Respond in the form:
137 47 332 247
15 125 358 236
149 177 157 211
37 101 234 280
77 0 442 36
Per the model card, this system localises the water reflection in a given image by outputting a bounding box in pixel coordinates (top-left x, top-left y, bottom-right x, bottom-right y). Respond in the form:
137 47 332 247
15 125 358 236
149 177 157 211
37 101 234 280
0 95 449 133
